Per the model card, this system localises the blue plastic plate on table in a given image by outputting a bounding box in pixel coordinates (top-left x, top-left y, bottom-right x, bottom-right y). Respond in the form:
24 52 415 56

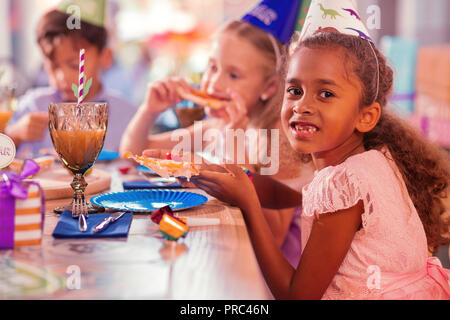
90 189 208 212
97 150 120 161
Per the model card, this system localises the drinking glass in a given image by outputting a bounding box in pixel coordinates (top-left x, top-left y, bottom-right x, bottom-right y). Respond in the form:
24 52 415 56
48 102 108 231
0 86 16 133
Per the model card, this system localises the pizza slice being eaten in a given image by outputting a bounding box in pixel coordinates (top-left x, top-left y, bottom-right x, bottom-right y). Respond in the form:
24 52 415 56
124 151 200 180
176 87 225 110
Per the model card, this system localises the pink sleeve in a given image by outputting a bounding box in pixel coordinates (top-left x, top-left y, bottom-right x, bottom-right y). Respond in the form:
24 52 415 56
303 165 374 229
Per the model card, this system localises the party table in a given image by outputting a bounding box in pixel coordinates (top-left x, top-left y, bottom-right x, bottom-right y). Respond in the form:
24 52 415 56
0 159 272 300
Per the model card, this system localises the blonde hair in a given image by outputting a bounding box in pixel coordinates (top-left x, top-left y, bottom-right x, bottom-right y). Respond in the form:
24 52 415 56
215 20 307 176
217 20 286 130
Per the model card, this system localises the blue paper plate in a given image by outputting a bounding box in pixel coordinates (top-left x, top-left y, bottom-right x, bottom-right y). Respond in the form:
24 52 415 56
90 190 208 212
97 150 120 161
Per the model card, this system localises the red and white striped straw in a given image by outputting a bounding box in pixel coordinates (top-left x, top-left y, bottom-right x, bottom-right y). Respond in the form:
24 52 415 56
78 48 85 105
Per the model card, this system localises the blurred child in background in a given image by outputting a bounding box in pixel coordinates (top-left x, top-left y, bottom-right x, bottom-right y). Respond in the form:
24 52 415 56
6 2 136 156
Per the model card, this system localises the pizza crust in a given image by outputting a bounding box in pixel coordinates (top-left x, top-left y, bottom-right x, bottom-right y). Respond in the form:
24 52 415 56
176 87 225 110
125 152 200 180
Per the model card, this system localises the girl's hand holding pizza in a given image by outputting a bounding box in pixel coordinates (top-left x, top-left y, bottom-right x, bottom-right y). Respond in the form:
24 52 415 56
142 77 192 115
190 164 258 210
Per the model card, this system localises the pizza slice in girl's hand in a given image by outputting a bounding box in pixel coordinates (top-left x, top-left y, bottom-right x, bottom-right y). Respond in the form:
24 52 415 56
176 87 225 110
124 151 200 180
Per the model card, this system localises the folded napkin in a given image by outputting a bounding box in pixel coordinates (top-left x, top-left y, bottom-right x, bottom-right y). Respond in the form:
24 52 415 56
123 180 181 189
52 210 133 238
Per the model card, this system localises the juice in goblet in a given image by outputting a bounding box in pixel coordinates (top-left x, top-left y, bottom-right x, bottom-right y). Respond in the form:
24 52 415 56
48 102 108 220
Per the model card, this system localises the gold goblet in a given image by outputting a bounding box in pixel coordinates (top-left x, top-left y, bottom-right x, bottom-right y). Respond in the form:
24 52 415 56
48 102 108 231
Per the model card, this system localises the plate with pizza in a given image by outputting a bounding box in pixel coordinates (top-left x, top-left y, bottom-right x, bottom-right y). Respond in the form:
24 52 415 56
90 189 208 212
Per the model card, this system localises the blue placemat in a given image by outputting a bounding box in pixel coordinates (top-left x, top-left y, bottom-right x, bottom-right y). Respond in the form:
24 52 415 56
123 180 181 189
52 210 133 238
97 150 120 161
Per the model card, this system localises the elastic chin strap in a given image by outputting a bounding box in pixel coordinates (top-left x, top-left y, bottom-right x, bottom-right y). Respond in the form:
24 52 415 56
367 39 380 104
267 33 281 74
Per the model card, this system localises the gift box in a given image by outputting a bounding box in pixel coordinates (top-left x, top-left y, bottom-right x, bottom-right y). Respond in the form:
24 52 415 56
0 160 45 249
415 45 450 105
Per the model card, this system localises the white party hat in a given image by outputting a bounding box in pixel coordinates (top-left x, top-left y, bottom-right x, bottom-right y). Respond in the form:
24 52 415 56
298 0 372 42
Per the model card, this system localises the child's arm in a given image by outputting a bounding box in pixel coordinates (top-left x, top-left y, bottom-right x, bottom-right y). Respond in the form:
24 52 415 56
119 77 193 156
5 112 49 147
195 165 363 299
194 170 301 209
252 172 302 209
247 199 363 299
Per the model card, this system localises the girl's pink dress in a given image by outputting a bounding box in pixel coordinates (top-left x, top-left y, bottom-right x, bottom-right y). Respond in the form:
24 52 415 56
301 148 450 299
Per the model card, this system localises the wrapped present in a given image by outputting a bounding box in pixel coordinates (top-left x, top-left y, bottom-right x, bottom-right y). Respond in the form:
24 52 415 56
0 160 45 249
151 205 188 241
415 45 450 105
159 214 189 241
8 155 55 174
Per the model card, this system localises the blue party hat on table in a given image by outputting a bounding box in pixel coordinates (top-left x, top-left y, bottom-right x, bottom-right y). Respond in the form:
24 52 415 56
241 0 304 44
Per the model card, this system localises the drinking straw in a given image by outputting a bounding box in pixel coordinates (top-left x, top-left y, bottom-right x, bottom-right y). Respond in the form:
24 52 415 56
78 49 85 105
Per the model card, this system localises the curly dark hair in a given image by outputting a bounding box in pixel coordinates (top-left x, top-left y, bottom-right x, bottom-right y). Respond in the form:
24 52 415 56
293 32 450 253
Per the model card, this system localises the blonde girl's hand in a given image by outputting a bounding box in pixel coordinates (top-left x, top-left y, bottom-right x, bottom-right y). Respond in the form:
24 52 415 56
201 88 248 129
141 77 192 115
223 89 249 130
191 164 258 209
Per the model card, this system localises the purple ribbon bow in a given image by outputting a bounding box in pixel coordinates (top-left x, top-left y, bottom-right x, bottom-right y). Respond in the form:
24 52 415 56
0 159 45 249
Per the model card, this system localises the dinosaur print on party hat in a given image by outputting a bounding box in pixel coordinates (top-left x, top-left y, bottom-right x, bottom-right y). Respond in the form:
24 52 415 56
342 7 361 20
298 0 373 43
318 3 343 19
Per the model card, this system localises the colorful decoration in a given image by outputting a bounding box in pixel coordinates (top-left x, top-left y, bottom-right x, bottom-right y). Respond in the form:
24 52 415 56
71 49 92 102
239 166 254 182
151 205 188 241
292 0 312 42
298 0 373 43
0 159 45 249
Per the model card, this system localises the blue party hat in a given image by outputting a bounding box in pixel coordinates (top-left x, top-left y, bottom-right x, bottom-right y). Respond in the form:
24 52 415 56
241 0 303 44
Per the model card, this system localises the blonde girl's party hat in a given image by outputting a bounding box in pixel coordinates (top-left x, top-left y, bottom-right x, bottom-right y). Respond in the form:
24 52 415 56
240 0 305 44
